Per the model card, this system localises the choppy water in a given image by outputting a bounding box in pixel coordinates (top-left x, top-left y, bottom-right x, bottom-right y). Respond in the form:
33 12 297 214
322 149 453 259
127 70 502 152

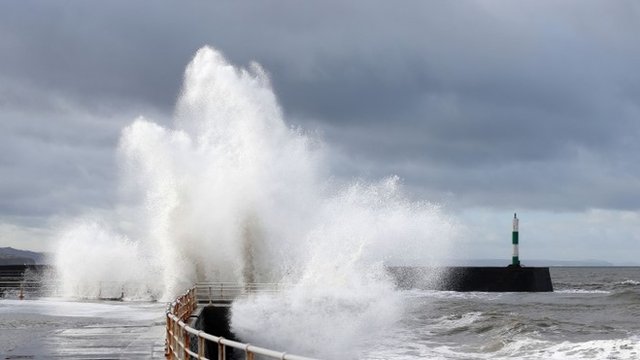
1 267 639 359
360 267 640 359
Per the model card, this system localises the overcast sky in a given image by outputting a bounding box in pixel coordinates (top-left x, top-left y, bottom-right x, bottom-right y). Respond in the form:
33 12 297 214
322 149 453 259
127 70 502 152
1 1 639 264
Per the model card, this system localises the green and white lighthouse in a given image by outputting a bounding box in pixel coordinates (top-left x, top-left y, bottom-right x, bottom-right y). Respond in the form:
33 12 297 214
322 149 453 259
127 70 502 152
512 213 520 266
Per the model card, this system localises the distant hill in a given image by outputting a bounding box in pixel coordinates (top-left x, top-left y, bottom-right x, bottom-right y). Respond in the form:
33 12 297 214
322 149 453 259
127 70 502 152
0 247 49 265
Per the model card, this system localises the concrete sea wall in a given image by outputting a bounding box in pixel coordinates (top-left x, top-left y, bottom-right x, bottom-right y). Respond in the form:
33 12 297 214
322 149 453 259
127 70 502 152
388 266 554 292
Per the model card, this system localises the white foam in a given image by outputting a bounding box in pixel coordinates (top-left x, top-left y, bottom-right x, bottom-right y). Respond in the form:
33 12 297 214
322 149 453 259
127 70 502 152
401 289 503 301
498 336 640 360
555 289 610 294
361 334 640 360
232 267 402 359
432 311 484 328
616 280 640 286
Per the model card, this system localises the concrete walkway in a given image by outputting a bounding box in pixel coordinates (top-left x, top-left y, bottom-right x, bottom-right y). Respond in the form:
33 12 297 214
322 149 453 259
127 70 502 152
0 299 166 359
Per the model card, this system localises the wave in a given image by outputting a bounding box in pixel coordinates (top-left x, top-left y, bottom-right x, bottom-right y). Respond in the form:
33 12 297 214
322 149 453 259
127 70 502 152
400 289 503 301
608 289 640 302
498 335 640 360
615 279 640 286
555 289 611 294
363 333 640 359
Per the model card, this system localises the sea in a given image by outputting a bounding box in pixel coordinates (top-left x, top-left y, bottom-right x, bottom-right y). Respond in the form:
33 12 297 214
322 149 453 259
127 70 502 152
361 267 640 359
1 267 639 359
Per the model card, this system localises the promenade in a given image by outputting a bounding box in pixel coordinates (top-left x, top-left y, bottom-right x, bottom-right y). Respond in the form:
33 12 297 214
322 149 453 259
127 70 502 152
0 299 166 359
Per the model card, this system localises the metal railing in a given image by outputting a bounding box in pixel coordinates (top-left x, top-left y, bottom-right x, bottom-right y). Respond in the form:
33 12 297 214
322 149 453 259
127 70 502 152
0 266 55 299
194 282 286 303
0 279 59 299
166 285 317 360
0 279 154 300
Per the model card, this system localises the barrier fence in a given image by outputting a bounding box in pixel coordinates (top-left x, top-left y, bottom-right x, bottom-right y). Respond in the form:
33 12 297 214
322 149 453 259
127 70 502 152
165 285 317 360
0 279 58 299
194 282 285 303
0 279 154 300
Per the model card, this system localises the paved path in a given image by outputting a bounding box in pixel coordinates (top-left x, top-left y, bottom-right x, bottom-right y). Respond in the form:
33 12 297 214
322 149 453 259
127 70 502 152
0 299 166 359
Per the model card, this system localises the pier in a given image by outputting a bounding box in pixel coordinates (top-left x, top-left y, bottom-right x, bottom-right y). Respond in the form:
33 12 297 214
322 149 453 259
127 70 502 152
388 266 554 292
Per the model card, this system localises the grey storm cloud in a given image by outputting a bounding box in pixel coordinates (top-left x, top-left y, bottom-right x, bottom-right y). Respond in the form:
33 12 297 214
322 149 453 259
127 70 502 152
1 0 640 235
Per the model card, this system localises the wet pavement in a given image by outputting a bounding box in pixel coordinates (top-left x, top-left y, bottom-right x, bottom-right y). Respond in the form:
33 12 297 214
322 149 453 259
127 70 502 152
0 299 166 359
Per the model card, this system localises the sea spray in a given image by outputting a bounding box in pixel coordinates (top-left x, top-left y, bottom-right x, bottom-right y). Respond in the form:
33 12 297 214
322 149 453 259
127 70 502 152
231 265 401 359
55 46 322 299
231 177 452 357
53 45 456 353
54 220 159 299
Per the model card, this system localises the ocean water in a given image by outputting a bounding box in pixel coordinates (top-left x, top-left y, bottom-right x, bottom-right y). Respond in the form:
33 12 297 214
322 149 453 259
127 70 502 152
1 267 638 359
357 267 640 360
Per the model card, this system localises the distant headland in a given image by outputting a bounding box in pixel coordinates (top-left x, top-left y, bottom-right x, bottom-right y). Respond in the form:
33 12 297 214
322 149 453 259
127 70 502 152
0 247 50 265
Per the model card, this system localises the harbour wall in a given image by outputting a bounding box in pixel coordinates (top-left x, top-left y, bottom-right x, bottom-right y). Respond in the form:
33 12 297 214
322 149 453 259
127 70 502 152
1 265 553 298
189 304 239 359
388 266 554 292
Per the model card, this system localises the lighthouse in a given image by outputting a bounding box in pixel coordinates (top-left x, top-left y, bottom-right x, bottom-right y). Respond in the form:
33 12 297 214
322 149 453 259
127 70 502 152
512 213 520 267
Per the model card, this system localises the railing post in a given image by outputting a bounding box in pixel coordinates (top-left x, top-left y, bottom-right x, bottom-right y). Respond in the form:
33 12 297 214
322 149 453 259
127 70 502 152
198 334 205 359
208 286 212 304
245 344 254 360
165 313 171 358
173 319 178 360
172 318 177 360
183 327 190 359
218 338 225 360
178 323 181 359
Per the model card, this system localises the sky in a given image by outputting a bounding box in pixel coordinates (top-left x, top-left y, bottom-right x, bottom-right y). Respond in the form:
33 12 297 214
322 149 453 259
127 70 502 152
1 1 639 264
